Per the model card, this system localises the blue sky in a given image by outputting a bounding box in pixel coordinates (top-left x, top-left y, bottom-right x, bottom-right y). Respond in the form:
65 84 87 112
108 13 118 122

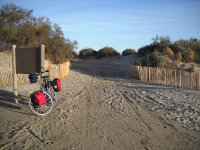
0 0 200 52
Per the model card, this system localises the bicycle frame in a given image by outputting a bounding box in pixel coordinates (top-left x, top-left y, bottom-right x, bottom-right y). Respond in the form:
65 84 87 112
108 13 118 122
38 68 57 102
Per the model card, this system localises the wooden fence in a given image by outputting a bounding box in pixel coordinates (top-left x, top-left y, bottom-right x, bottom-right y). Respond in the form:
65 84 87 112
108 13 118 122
129 63 200 90
0 61 70 87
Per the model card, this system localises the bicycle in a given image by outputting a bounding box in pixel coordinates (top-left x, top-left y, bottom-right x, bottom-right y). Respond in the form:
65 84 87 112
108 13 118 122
28 68 57 116
39 68 57 102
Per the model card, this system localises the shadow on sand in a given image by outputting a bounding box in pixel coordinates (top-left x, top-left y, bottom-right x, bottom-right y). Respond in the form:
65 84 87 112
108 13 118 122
0 89 34 115
71 59 194 91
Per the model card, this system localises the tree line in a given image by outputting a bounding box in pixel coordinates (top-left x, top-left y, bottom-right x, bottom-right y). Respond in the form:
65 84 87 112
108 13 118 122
79 47 136 58
0 3 77 64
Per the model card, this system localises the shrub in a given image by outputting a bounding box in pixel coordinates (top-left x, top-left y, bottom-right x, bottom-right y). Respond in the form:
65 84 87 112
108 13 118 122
141 52 177 69
96 46 120 58
122 49 136 56
140 51 160 67
176 51 182 63
148 51 160 67
141 55 148 66
166 47 174 58
137 44 156 57
188 49 195 62
79 48 96 58
159 56 177 69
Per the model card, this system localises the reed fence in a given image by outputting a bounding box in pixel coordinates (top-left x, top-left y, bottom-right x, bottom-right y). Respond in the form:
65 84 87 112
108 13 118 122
129 63 200 90
0 61 70 87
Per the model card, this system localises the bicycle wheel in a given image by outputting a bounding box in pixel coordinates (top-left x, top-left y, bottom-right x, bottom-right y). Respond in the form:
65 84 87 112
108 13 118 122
48 85 57 102
29 91 53 116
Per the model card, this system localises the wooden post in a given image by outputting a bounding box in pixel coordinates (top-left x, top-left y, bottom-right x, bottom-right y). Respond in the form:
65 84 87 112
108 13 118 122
196 74 198 90
12 45 18 103
179 72 182 88
156 66 160 83
148 67 150 82
174 71 176 87
166 69 167 85
40 44 45 84
199 74 200 90
41 44 45 70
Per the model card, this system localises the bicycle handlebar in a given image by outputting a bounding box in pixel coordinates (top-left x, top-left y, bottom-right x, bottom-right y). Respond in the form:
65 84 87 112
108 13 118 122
41 70 49 74
40 67 49 74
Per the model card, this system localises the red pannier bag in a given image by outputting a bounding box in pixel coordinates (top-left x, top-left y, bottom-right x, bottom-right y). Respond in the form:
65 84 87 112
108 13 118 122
51 78 62 92
33 91 47 106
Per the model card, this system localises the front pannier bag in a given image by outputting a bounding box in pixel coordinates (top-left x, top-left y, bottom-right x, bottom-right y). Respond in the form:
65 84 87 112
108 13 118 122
28 72 38 84
31 91 47 106
51 78 62 92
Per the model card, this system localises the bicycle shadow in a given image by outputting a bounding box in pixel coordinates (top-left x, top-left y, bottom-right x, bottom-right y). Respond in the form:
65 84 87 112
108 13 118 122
0 89 34 115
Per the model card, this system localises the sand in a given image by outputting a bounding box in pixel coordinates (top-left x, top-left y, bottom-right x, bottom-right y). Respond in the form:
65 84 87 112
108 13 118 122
0 56 200 150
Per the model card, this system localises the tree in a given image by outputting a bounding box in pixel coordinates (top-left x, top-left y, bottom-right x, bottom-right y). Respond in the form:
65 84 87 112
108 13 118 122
0 3 34 49
0 3 77 63
122 48 136 56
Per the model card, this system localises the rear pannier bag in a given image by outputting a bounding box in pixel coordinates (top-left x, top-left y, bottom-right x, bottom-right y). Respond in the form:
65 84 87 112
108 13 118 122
51 78 62 92
31 91 47 106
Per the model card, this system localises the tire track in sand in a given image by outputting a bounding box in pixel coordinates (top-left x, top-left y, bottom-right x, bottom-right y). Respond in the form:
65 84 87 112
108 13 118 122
117 87 200 149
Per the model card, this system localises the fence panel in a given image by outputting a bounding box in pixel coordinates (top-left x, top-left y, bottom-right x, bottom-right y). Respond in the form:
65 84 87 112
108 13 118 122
129 63 200 90
0 61 70 87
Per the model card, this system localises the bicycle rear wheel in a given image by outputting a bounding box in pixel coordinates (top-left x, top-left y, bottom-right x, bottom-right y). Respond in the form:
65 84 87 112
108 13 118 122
29 91 53 116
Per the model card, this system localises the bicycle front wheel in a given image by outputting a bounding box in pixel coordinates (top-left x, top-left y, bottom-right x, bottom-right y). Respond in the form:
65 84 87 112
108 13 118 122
48 85 58 103
29 91 53 116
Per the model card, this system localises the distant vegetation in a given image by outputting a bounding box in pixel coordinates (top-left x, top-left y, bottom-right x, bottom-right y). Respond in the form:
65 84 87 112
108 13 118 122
79 47 137 59
138 36 200 69
79 46 121 59
122 49 136 56
79 48 97 58
0 3 77 63
96 46 120 58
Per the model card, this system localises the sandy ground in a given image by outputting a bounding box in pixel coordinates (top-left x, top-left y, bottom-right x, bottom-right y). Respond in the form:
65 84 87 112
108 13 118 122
0 56 200 150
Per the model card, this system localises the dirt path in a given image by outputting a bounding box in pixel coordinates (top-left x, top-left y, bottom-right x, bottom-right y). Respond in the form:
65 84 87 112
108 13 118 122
0 57 200 149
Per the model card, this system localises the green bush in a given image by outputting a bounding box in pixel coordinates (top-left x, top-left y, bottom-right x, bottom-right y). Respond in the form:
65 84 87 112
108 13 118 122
141 51 160 67
141 53 177 69
137 44 156 57
159 56 177 69
148 51 160 67
96 46 120 58
122 48 136 56
141 56 148 66
79 48 96 58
